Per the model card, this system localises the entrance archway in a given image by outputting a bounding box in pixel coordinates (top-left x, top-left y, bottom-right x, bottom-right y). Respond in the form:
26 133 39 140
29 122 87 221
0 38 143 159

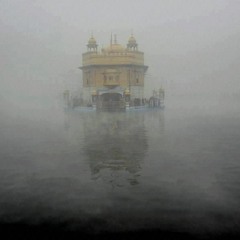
101 93 122 101
98 93 125 111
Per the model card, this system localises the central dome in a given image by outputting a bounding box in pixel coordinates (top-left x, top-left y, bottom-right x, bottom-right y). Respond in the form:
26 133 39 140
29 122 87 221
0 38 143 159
104 43 126 53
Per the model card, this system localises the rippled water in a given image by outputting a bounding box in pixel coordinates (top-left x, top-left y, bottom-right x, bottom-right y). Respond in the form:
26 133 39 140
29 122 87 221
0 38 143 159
0 96 240 239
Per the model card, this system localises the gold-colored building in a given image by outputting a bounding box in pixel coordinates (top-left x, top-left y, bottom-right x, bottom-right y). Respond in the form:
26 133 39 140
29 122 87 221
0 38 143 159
80 34 148 109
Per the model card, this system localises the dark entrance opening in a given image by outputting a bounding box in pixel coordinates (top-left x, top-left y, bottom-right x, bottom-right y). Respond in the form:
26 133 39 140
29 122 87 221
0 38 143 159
97 93 125 111
101 93 122 102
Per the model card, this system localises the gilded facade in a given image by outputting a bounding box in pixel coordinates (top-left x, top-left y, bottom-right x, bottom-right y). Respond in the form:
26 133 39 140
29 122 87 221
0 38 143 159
80 34 148 108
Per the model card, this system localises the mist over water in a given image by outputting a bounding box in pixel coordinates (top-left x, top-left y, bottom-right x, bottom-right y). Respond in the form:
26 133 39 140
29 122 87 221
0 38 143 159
1 0 240 239
1 93 240 238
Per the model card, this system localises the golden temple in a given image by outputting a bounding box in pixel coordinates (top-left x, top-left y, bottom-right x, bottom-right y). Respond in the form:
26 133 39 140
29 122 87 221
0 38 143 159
79 34 148 110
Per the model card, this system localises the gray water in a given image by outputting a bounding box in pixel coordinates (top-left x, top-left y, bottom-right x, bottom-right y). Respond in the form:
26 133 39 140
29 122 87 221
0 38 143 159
0 95 240 238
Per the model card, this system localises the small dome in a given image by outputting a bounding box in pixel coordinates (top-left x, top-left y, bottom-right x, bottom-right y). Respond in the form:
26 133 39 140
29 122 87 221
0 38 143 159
87 35 98 51
127 34 138 50
128 35 137 44
88 36 97 45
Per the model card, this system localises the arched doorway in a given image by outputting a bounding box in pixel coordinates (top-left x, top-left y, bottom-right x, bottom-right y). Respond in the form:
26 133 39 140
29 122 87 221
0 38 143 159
97 93 125 111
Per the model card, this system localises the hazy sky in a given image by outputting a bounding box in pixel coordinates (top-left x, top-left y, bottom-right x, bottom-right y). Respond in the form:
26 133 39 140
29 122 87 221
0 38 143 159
1 0 240 99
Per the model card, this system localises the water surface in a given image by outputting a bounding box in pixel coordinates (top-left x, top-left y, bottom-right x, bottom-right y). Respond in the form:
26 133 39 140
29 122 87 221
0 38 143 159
0 96 240 239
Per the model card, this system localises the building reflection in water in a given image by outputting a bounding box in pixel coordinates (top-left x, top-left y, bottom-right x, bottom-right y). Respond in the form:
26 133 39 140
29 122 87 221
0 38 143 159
81 112 148 186
63 109 165 187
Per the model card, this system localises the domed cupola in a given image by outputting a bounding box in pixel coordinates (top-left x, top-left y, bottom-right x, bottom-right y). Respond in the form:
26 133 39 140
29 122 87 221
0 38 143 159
87 35 98 52
127 34 138 51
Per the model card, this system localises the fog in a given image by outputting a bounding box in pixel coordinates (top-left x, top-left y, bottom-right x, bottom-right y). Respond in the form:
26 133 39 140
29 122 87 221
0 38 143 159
1 1 240 239
1 0 240 106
